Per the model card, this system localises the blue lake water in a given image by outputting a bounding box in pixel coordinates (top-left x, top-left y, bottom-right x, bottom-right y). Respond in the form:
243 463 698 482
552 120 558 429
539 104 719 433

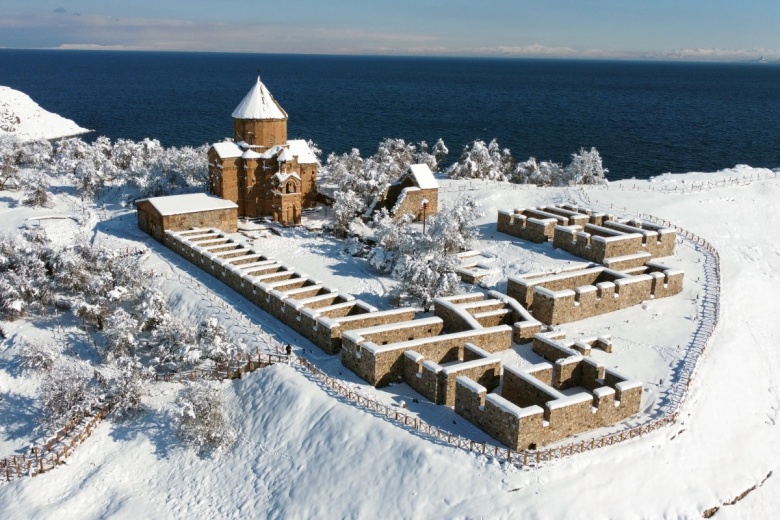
1 49 778 180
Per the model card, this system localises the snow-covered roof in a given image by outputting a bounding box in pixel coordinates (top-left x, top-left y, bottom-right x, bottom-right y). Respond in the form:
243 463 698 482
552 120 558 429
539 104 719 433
408 164 439 190
231 76 288 120
212 141 243 159
277 148 293 163
242 149 263 160
287 139 319 165
139 193 237 216
273 172 301 183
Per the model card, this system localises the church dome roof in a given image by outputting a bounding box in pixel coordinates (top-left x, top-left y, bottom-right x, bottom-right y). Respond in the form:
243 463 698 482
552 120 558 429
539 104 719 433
231 76 288 120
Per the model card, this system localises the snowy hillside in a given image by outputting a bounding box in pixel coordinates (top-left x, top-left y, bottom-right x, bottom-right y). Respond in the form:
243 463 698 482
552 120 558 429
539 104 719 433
0 165 779 518
0 86 88 141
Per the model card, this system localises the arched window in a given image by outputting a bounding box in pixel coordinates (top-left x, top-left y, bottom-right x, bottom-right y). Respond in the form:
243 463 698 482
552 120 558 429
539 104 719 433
286 181 296 194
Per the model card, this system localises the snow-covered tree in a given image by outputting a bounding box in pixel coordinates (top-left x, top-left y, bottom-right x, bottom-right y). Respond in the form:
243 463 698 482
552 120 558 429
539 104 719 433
331 189 365 237
509 157 566 186
21 169 52 207
38 362 96 430
433 138 449 169
390 253 461 311
103 308 139 360
18 337 61 372
369 197 482 309
151 314 199 366
447 139 512 181
197 317 238 364
425 195 484 255
109 357 149 419
367 210 415 272
175 381 236 456
564 147 608 185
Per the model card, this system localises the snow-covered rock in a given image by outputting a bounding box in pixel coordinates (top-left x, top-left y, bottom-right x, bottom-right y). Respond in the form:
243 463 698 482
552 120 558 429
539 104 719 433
0 86 89 141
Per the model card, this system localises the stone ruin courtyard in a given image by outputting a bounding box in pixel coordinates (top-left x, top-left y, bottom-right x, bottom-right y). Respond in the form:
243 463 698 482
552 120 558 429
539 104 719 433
147 199 707 453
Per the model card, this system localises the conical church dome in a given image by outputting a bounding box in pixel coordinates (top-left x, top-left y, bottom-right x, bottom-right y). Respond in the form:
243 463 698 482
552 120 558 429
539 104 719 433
231 76 288 120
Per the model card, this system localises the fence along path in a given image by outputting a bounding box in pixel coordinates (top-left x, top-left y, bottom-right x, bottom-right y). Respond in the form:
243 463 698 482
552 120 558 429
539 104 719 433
1 200 723 482
0 373 113 482
438 169 778 195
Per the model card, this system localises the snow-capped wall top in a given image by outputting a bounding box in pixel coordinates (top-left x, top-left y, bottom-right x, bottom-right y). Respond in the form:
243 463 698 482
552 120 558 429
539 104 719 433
139 193 237 216
0 86 89 141
408 164 439 190
231 76 288 120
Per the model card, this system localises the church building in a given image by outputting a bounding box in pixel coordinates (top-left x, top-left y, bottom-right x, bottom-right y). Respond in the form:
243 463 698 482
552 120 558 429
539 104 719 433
208 76 319 226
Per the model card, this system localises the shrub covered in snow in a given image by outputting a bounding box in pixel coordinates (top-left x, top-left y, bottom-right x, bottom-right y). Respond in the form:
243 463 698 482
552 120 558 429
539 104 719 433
197 317 241 364
109 357 149 419
102 308 140 360
447 139 512 181
175 381 236 456
0 232 54 319
150 314 199 366
564 147 608 185
18 337 61 372
447 140 608 186
38 362 97 430
20 169 52 207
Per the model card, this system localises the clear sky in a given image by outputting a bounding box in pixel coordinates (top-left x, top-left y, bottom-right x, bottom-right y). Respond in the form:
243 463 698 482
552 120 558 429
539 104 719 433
1 0 779 60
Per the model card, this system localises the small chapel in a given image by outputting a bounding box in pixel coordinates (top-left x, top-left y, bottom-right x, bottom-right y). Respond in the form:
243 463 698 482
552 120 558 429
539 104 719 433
207 75 319 226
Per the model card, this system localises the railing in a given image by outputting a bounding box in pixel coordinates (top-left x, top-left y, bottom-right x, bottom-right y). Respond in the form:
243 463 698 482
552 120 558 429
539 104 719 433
0 394 113 482
437 169 778 195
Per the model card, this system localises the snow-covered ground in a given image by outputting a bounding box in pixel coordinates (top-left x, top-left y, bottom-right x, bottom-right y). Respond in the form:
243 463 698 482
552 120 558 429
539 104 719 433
0 86 89 141
1 167 779 518
2 91 780 517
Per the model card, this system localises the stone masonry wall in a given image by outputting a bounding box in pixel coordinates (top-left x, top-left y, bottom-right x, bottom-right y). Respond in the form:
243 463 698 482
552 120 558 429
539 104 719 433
508 265 683 325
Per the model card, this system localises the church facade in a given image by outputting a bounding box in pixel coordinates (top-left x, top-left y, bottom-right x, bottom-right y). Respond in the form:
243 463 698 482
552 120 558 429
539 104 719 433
208 76 318 226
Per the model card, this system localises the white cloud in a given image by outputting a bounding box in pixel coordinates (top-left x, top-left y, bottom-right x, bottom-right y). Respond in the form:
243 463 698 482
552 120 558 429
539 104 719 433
2 12 779 62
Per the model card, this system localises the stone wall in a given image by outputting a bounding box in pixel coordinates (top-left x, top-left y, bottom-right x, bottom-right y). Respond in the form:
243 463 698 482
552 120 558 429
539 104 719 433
392 186 439 221
402 343 502 406
507 265 684 325
497 209 557 243
434 292 542 343
497 204 677 267
454 351 643 449
342 326 512 387
155 226 645 451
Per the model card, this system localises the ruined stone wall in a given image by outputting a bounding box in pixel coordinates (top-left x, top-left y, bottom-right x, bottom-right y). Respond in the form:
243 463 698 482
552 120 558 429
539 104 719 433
496 210 557 243
509 266 683 325
434 292 543 344
502 365 563 409
507 267 606 308
403 344 502 406
342 326 512 387
455 360 642 450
